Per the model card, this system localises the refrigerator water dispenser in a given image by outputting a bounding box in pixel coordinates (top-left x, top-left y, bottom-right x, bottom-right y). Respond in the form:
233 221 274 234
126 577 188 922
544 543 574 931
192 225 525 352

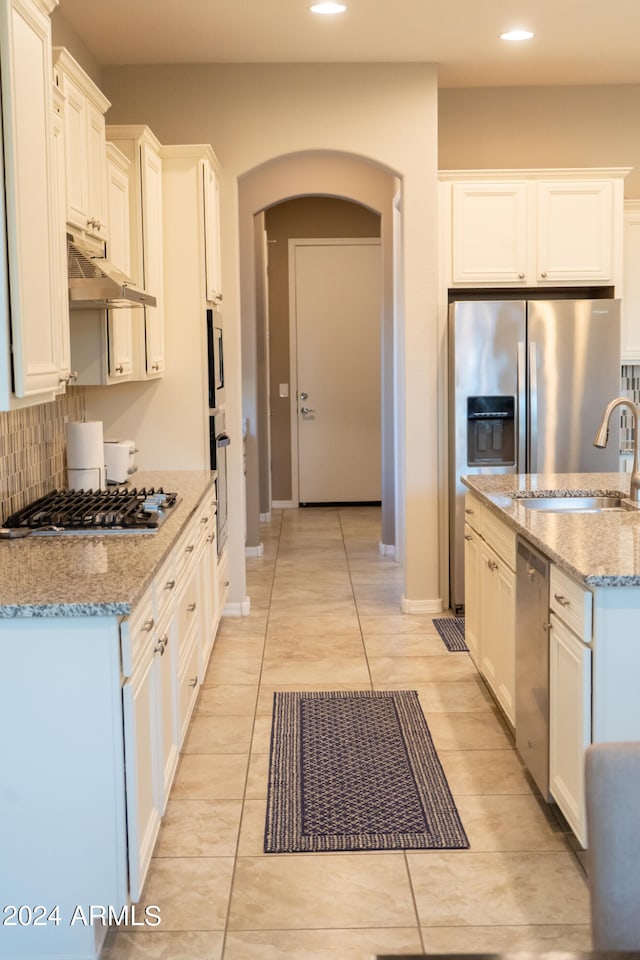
467 396 515 466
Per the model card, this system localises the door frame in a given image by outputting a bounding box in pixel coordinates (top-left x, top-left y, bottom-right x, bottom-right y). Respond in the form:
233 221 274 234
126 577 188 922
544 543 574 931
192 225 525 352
287 236 382 506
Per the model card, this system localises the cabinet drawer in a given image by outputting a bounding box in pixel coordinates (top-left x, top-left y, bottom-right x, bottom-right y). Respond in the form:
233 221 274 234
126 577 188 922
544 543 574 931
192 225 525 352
550 565 592 641
177 626 200 746
483 507 516 570
120 585 155 677
177 565 200 653
464 494 485 535
154 551 177 624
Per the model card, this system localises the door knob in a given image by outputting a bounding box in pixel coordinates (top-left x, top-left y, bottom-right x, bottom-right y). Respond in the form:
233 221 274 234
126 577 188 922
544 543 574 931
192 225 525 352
300 407 315 415
300 392 308 400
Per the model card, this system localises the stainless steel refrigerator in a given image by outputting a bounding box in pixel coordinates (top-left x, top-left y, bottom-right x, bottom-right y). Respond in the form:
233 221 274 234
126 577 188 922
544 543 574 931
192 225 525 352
448 298 621 613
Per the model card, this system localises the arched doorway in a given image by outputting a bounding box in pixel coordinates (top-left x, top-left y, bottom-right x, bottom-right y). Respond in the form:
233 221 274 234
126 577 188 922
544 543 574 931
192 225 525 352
237 151 400 561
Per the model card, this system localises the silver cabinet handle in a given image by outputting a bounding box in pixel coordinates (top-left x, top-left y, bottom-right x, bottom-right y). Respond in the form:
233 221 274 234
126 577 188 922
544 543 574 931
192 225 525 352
207 533 215 544
114 364 124 374
554 593 571 607
164 579 176 591
185 544 195 554
201 516 209 524
188 677 198 688
154 635 169 655
187 602 197 613
143 617 155 632
464 534 473 541
487 559 498 572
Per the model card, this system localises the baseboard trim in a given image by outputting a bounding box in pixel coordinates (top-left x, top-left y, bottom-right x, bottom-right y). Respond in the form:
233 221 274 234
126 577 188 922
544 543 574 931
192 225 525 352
245 543 264 558
378 542 397 559
401 596 444 614
272 500 296 509
223 597 251 617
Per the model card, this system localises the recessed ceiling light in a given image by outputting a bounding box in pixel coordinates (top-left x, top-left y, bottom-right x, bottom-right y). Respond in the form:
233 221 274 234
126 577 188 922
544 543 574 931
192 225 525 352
500 29 534 41
310 2 347 14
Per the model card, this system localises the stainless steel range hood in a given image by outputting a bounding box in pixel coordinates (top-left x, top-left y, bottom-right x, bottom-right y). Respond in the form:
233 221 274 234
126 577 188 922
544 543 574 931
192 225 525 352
67 231 157 309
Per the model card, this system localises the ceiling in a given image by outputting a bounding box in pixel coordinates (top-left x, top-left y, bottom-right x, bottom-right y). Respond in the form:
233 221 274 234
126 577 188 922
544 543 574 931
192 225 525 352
56 0 640 88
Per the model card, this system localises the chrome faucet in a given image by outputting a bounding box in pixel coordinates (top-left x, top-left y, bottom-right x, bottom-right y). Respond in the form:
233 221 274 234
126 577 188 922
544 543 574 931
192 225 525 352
594 397 640 501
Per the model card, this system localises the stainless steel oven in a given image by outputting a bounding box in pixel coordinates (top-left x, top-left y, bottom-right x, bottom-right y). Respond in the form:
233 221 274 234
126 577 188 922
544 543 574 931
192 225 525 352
210 410 229 554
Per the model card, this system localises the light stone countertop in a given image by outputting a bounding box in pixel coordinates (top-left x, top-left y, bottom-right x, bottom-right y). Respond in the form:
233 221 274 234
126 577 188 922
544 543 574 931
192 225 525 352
461 471 640 587
0 470 215 618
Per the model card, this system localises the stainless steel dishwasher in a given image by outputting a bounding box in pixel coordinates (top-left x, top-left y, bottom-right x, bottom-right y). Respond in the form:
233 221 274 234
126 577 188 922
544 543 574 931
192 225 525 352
515 537 551 799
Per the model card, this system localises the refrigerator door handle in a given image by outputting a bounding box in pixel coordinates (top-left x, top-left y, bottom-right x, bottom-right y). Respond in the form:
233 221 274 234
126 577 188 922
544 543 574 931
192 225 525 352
517 341 527 471
529 341 538 472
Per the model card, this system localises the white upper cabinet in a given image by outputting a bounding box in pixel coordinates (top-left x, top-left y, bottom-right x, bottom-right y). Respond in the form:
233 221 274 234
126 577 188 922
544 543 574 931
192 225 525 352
622 200 640 363
0 0 71 407
106 125 165 380
203 156 223 304
442 169 628 291
106 143 133 380
52 47 110 242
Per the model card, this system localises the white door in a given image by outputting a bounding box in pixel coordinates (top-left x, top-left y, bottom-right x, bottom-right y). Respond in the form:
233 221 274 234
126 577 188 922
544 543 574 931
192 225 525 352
290 238 381 504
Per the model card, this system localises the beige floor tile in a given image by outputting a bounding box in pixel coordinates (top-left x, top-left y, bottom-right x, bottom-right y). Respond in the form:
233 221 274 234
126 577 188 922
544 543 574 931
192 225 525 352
363 633 452 657
201 657 262 685
236 797 269 856
265 613 361 636
227 853 416 929
369 654 478 683
424 710 514 751
216 616 268 639
208 635 265 659
195 683 258 715
136 857 235 931
454 794 570 851
245 752 270 799
420 924 592 953
260 656 370 685
408 679 495 712
360 614 445 635
171 753 249 800
250 714 273 753
263 633 364 659
223 927 423 960
407 851 589 926
269 583 355 602
437 748 532 794
154 799 242 857
102 930 224 960
267 598 357 619
182 715 254 754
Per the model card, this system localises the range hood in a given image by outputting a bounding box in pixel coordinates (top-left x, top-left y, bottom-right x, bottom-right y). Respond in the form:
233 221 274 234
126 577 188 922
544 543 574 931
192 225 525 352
67 231 157 309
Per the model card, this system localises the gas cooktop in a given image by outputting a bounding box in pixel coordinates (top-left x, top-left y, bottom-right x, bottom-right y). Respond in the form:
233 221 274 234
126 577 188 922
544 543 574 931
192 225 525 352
2 487 178 537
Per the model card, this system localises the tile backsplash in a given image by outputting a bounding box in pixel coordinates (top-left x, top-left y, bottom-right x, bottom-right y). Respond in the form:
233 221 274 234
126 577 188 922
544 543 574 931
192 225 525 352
0 388 86 524
620 364 640 453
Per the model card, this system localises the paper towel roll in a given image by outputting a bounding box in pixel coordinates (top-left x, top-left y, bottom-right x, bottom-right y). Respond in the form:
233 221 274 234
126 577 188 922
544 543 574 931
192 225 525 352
65 420 105 489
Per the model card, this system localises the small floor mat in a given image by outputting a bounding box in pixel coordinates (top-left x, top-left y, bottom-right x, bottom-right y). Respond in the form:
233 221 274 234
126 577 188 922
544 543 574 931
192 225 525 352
264 689 469 853
432 617 468 652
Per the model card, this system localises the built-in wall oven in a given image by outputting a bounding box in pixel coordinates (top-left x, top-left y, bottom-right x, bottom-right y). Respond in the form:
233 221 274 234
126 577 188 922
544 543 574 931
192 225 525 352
210 410 230 554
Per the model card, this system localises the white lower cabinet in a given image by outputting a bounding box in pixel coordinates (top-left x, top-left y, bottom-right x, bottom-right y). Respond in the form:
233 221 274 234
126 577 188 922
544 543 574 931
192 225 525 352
463 494 516 726
548 564 593 847
0 485 221 960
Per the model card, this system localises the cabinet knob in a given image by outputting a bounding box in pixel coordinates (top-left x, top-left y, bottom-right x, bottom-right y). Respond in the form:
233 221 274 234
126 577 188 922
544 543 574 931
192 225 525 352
164 579 176 591
540 271 548 278
59 371 71 384
215 293 223 303
188 677 198 688
201 516 209 524
518 272 525 279
207 533 215 543
143 617 155 632
487 559 498 572
187 602 197 613
114 364 124 374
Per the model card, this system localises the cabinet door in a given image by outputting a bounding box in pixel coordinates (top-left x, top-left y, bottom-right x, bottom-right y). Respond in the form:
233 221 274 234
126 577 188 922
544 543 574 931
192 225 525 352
141 142 165 375
122 639 161 902
203 158 222 304
86 99 108 239
51 90 71 389
549 613 592 846
1 0 64 399
622 203 640 362
451 181 528 283
156 617 178 812
536 181 614 283
463 522 481 669
60 70 89 232
106 153 133 379
479 542 516 725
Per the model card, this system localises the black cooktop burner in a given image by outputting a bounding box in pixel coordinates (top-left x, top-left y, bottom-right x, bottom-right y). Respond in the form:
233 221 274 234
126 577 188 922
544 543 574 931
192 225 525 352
3 487 178 535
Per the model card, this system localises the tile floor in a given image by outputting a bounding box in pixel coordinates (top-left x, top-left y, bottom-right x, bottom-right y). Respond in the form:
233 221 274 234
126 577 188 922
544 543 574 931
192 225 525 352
104 506 591 960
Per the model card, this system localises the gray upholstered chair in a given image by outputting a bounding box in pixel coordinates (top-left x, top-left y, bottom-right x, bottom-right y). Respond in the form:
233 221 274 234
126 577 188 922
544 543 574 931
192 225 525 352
585 741 640 950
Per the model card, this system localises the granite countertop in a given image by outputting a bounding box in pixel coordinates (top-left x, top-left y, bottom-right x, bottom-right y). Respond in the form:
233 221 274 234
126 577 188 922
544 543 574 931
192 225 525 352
461 472 640 587
0 470 215 618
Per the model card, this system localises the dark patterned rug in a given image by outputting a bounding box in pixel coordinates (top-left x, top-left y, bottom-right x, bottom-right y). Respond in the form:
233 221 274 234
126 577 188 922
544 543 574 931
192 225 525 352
433 616 468 652
264 690 469 853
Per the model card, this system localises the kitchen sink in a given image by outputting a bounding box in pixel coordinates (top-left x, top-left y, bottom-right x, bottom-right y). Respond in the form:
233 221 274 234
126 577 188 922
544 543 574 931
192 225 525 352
516 495 637 513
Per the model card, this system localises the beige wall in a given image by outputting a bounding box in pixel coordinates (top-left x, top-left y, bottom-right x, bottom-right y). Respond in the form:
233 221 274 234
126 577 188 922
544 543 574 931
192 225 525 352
89 61 440 611
265 197 381 503
439 85 640 193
